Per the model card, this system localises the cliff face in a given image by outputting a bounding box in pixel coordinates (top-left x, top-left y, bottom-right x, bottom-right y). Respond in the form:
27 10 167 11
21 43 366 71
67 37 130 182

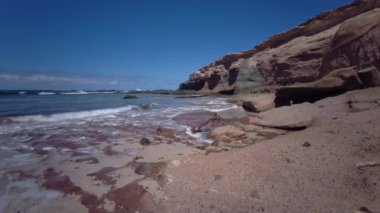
179 0 380 94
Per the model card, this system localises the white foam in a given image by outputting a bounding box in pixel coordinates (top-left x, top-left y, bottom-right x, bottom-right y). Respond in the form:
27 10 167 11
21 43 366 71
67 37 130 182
38 92 56 95
11 105 134 122
209 105 239 112
185 127 214 144
206 98 227 105
60 90 88 95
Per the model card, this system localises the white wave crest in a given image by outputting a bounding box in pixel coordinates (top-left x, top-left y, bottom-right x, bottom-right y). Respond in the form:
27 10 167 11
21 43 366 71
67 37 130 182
11 106 134 122
60 90 88 95
38 92 56 95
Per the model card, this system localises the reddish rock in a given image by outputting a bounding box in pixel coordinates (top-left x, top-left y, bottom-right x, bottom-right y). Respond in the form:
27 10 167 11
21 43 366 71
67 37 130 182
42 168 82 195
172 110 218 132
157 127 176 138
209 125 246 142
248 103 318 130
87 167 119 185
104 183 147 213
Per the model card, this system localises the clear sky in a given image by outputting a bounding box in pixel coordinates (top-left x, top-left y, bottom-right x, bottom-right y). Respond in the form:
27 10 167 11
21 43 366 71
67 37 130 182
0 0 351 90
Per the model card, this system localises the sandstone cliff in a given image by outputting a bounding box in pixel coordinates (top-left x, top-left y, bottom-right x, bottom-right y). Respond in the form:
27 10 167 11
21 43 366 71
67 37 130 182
179 0 380 94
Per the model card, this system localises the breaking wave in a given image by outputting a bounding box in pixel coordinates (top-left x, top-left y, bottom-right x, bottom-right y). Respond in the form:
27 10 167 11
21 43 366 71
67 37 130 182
10 105 135 122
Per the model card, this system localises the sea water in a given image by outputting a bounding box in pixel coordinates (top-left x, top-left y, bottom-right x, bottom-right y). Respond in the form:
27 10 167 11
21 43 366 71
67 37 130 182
0 91 236 160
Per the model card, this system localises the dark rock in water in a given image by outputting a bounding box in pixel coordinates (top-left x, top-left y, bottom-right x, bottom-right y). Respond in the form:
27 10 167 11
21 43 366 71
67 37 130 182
139 137 150 146
123 95 138 99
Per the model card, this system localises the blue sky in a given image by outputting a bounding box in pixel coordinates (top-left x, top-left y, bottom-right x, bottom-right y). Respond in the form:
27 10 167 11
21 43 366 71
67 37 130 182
0 0 351 90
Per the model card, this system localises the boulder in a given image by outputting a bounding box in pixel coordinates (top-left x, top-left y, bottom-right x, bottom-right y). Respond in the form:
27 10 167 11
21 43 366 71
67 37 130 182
123 95 138 99
209 125 246 142
247 103 318 130
240 94 275 112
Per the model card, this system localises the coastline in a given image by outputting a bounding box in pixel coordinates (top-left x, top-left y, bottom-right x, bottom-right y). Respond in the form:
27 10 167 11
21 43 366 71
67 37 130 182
0 87 379 212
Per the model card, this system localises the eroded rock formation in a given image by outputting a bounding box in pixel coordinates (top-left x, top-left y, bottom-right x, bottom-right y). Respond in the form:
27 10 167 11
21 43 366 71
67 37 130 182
179 0 380 94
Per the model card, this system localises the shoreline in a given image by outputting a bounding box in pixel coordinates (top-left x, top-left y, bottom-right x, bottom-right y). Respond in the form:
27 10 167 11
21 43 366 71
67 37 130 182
0 87 379 212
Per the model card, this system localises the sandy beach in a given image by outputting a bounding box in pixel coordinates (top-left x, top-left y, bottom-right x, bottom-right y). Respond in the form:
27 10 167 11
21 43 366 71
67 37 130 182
147 87 380 212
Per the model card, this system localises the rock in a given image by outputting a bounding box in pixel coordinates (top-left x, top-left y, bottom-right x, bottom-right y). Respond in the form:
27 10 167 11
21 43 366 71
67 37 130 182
250 190 260 199
320 8 380 75
211 140 219 147
172 110 218 133
357 206 373 213
216 108 250 119
274 67 363 107
240 94 275 112
123 95 138 99
247 103 318 130
209 125 246 142
157 127 175 138
302 141 311 147
178 0 380 94
214 175 222 181
139 137 150 146
357 66 380 87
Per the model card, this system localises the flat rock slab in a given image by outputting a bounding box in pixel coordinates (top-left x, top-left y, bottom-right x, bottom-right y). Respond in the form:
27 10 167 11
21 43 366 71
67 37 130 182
172 110 218 132
209 125 246 142
248 103 319 130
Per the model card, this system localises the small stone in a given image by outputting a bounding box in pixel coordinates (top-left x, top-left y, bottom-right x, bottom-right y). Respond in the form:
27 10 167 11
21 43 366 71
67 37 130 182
214 175 222 181
358 206 372 213
211 140 219 147
250 190 260 199
302 141 311 147
139 137 150 146
285 158 293 164
210 205 215 209
258 207 265 212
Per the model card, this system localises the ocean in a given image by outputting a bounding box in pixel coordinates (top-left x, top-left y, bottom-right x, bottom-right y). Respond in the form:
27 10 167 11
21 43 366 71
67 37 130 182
0 90 236 148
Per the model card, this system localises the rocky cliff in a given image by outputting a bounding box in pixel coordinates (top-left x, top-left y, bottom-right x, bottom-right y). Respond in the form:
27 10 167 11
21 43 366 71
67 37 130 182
179 0 380 94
